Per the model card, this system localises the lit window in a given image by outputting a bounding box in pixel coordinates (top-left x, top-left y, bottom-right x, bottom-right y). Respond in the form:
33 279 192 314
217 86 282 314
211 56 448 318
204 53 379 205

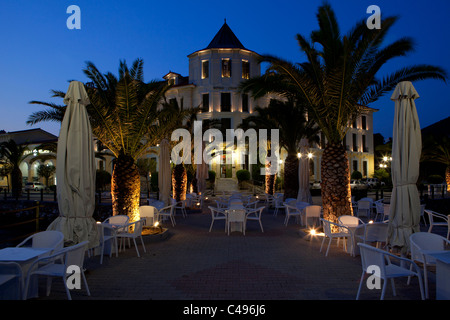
242 94 249 112
222 59 231 78
202 60 209 79
242 60 250 79
202 93 209 112
221 93 231 112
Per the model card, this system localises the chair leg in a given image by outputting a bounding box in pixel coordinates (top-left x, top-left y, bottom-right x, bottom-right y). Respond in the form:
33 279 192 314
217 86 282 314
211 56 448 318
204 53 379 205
81 271 91 296
140 236 146 253
390 278 397 296
325 238 332 257
133 238 140 257
380 279 387 300
423 264 429 299
356 272 365 300
209 220 214 232
63 276 72 300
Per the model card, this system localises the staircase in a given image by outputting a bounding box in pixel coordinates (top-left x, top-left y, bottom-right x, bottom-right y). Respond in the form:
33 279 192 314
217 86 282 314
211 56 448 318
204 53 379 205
215 178 238 194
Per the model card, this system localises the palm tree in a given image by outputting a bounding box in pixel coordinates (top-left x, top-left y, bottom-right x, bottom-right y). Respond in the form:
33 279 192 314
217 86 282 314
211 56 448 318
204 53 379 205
241 3 447 222
0 139 29 198
240 98 319 198
159 98 203 202
28 58 179 223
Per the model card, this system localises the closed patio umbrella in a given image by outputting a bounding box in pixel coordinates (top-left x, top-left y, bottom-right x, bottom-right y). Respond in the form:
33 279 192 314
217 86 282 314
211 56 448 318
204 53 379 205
158 138 171 206
387 81 422 253
47 81 98 248
297 139 312 204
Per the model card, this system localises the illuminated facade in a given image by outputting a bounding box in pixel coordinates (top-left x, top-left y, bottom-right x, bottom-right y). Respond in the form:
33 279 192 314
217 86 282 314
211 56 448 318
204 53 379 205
161 22 377 181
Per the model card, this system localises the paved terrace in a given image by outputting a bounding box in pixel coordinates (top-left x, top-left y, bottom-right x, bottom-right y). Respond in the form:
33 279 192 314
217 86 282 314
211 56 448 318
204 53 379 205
32 197 439 302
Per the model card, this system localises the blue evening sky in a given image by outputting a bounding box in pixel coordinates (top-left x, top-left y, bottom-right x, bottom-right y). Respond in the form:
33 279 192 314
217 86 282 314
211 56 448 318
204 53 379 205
1 0 449 141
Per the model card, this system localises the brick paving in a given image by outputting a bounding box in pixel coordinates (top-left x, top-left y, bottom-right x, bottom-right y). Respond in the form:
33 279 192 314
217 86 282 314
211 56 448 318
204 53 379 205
34 198 437 302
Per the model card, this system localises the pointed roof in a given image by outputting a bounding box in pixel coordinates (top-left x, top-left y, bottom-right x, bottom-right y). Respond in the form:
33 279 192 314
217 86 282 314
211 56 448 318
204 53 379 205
205 21 246 50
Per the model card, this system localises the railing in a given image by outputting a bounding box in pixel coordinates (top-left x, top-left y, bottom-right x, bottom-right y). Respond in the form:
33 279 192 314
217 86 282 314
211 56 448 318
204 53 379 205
0 202 43 247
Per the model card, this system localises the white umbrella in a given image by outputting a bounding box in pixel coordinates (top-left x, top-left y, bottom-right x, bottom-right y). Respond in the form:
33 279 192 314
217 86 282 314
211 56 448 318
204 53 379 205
47 81 98 248
158 138 171 206
387 81 422 253
297 139 312 204
196 141 208 195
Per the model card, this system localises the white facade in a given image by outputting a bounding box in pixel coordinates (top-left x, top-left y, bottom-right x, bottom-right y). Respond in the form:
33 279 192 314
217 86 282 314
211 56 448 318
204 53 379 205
161 22 377 181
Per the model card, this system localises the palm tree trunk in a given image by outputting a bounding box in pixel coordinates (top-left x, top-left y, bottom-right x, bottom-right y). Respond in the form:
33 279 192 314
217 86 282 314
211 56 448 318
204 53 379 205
111 154 141 224
11 167 22 199
265 162 276 195
284 154 299 199
321 142 353 224
172 164 187 202
446 166 450 192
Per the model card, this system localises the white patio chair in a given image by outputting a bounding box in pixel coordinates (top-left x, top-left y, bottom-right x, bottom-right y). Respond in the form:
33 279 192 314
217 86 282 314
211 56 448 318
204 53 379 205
16 231 64 256
103 215 129 233
356 243 424 300
303 205 322 228
215 199 227 209
24 241 90 300
382 204 390 222
358 222 389 249
273 194 284 217
338 215 365 227
98 223 119 264
208 206 227 232
356 200 371 219
0 262 23 300
139 205 157 227
408 232 450 299
264 194 275 209
245 207 264 233
320 218 353 257
157 204 176 227
374 200 384 221
419 204 427 226
284 203 303 226
171 198 187 218
116 219 146 258
245 200 259 210
425 210 448 234
227 209 246 235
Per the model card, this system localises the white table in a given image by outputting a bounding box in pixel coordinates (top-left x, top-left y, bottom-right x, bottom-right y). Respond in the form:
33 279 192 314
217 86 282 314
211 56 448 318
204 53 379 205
428 251 450 300
0 247 52 299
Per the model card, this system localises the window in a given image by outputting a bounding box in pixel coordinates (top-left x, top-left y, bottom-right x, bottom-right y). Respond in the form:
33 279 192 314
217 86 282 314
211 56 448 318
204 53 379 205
221 93 231 112
202 93 209 112
202 60 209 79
220 118 232 135
222 59 231 78
353 160 358 172
352 119 357 129
363 161 368 177
352 134 358 152
242 93 249 112
361 116 367 130
242 60 250 79
362 135 367 152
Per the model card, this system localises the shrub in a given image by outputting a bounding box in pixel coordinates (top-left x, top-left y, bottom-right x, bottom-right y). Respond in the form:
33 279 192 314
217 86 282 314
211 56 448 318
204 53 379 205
351 170 362 180
208 170 216 183
236 169 251 182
